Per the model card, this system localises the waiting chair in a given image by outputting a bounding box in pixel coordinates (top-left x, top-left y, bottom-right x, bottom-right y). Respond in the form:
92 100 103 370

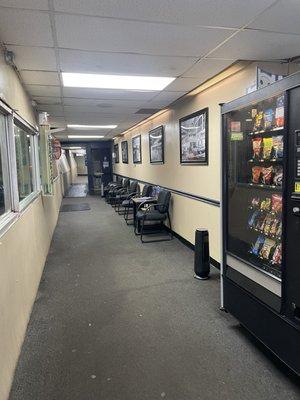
107 178 130 205
135 189 173 243
123 184 153 225
115 180 139 214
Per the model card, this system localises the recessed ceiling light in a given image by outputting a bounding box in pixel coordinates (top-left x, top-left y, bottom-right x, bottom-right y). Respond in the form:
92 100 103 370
62 72 175 91
68 135 104 139
67 124 117 129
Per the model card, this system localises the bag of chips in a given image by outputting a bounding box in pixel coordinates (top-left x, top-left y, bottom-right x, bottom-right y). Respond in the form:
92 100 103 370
269 218 279 236
252 166 262 184
271 194 282 213
252 138 262 158
251 197 260 208
276 221 282 237
261 166 273 185
272 135 284 158
264 108 274 130
260 197 271 211
254 111 264 131
272 244 282 265
275 95 284 127
273 166 283 186
251 235 265 256
263 137 273 159
256 214 266 231
259 238 276 260
248 211 260 228
263 214 273 235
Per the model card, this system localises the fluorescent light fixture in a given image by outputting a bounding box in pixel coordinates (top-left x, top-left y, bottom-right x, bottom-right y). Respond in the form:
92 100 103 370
68 135 104 139
67 124 117 129
62 72 175 91
67 146 82 150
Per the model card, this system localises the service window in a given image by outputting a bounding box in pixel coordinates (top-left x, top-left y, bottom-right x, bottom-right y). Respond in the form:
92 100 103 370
14 124 34 201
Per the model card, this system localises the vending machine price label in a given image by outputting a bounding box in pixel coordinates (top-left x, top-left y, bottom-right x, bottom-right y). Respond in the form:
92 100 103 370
295 182 300 193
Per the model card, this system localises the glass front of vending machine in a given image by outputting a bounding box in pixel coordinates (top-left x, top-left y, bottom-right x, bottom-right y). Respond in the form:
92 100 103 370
221 74 300 375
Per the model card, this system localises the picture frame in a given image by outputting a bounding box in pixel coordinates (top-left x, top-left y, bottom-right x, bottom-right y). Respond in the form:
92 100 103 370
132 135 142 164
114 143 119 163
149 125 164 164
121 141 128 164
179 107 209 165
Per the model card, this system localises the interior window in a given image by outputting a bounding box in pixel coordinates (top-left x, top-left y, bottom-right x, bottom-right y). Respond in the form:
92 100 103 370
14 125 34 200
0 114 6 215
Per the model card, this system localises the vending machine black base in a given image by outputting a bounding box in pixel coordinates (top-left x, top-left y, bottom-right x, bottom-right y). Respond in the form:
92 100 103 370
221 72 300 376
224 276 300 375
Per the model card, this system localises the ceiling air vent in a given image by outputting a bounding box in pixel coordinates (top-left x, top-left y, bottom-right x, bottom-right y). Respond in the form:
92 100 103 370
135 108 160 115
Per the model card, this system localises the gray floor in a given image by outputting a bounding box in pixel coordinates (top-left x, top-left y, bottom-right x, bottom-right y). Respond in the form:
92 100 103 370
9 196 300 400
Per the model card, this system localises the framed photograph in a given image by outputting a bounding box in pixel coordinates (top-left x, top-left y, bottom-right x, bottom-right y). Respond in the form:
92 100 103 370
114 143 119 163
132 135 142 164
121 141 128 164
179 107 208 165
149 125 164 164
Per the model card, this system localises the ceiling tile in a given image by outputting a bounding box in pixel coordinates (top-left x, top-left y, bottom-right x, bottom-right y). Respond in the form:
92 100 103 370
7 45 57 71
26 85 61 97
164 77 203 92
53 0 275 29
55 14 234 57
182 59 234 79
59 48 197 76
34 96 62 105
0 9 53 46
20 71 60 85
63 87 157 101
63 104 140 114
63 97 147 108
248 1 300 35
209 30 300 60
143 91 185 107
48 116 66 127
36 104 64 116
0 0 48 9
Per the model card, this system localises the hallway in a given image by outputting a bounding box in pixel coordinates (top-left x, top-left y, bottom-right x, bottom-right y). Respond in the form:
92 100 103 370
9 196 300 400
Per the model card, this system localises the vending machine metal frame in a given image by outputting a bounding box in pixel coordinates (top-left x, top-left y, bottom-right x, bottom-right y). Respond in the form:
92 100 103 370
221 72 300 375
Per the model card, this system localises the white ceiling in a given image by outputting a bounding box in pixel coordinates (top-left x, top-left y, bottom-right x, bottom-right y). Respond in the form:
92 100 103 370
0 0 299 140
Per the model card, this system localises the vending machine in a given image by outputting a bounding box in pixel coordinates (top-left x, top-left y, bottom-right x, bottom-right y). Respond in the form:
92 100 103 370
221 73 300 375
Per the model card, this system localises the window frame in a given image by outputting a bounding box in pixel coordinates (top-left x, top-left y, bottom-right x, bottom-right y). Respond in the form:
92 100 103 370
0 98 40 237
12 114 40 211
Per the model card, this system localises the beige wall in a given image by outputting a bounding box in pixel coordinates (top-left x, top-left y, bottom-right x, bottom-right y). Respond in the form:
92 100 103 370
0 179 62 400
114 63 258 261
0 48 62 400
0 48 36 126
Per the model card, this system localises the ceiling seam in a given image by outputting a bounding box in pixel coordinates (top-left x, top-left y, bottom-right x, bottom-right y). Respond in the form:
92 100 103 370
48 0 65 127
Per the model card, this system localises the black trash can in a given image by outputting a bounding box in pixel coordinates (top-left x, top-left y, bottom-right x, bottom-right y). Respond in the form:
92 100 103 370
194 229 210 280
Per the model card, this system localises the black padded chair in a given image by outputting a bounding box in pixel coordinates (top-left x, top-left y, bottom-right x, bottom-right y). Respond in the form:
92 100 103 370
135 189 173 243
115 180 139 214
123 184 153 225
107 178 130 205
104 176 122 199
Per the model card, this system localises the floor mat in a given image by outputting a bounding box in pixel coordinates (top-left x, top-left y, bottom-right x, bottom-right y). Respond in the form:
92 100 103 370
65 184 88 198
60 203 91 212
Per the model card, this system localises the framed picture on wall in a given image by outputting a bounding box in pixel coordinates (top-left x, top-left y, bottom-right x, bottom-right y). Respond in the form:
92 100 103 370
114 143 119 163
132 135 142 164
179 107 208 165
121 141 128 163
149 125 164 164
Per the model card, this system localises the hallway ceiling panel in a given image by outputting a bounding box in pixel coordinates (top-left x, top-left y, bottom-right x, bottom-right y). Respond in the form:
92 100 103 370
0 0 298 140
53 0 275 28
7 45 57 71
54 14 234 57
209 30 300 60
0 8 53 46
58 49 198 76
20 71 60 86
